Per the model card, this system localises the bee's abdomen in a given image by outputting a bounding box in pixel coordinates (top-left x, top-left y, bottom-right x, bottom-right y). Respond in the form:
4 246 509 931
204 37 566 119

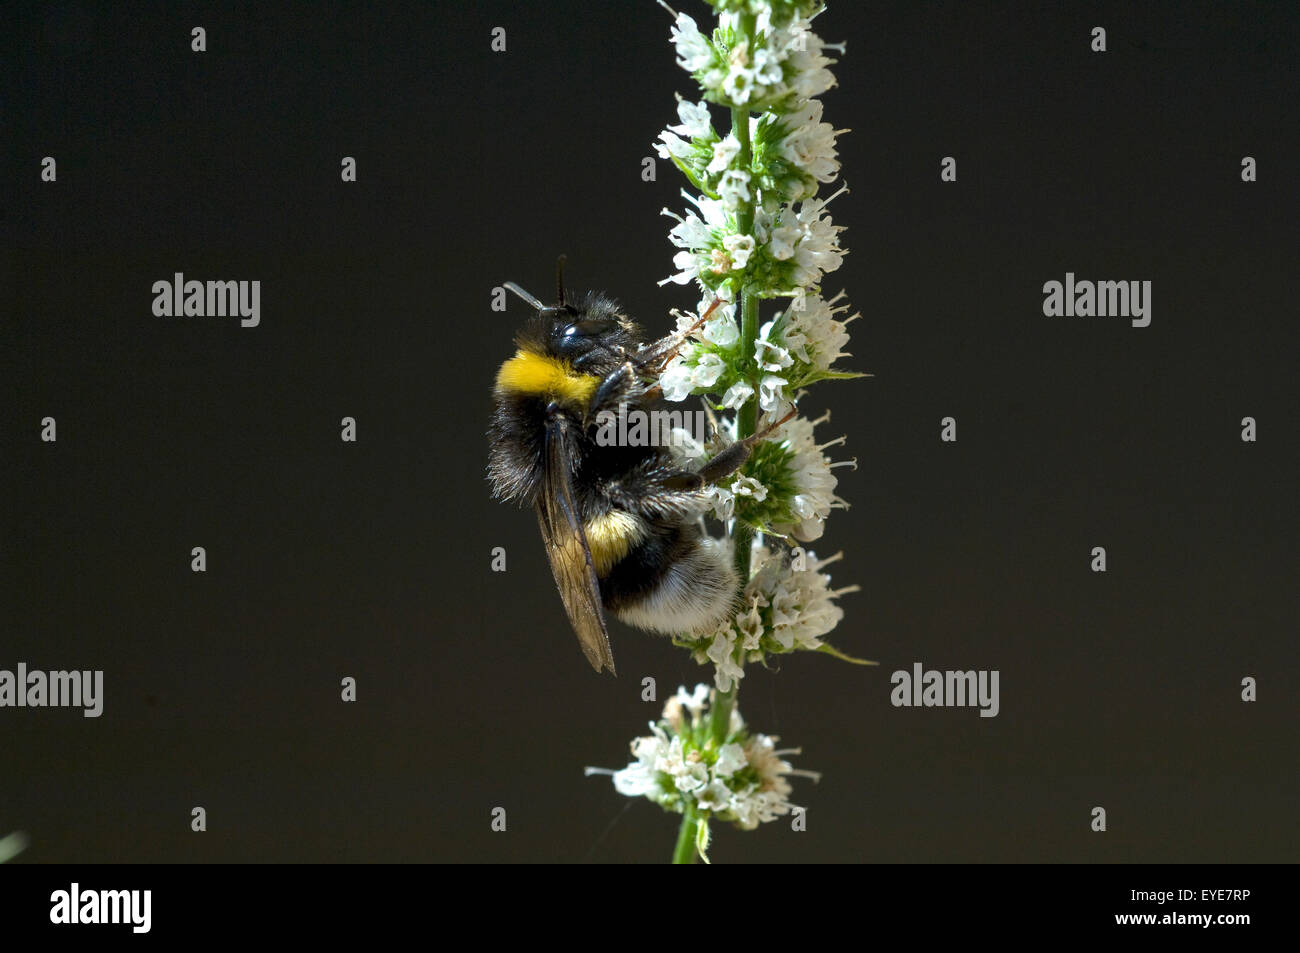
602 526 738 636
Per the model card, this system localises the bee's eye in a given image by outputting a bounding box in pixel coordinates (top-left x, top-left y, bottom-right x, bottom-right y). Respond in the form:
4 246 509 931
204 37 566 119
568 318 614 339
557 318 615 353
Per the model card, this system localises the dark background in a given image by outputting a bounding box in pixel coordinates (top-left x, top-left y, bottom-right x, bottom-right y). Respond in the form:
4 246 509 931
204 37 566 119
1 0 1295 863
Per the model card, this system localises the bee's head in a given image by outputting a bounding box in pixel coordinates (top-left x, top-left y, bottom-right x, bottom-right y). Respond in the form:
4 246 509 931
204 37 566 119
504 266 642 372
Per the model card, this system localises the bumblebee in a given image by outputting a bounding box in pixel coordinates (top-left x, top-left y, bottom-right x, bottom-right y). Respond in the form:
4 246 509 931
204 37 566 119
488 261 778 674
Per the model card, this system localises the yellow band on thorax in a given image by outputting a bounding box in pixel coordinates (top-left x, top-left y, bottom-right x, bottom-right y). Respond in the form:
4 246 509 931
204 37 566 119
496 350 599 406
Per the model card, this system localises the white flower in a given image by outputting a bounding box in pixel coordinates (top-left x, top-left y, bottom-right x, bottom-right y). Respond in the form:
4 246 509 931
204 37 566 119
783 291 856 374
598 688 819 837
664 206 712 252
720 380 754 410
612 764 657 797
751 46 784 85
673 308 702 334
708 485 735 522
674 759 710 793
745 291 857 387
767 221 802 260
727 38 750 71
756 319 794 371
780 545 848 648
660 193 728 286
664 684 712 730
668 425 706 461
654 736 713 796
729 789 785 829
743 186 849 294
778 99 841 185
706 133 741 174
709 472 764 525
722 64 756 104
744 735 795 794
790 192 847 287
727 732 816 830
654 734 686 775
654 131 693 161
706 629 744 692
783 20 838 100
766 550 851 650
670 14 714 73
718 169 752 211
731 542 859 660
757 374 789 413
714 743 747 778
691 352 725 388
722 232 755 268
732 474 767 502
667 98 713 139
696 780 733 811
675 683 710 718
678 539 859 684
664 250 698 285
702 312 743 348
660 355 695 401
769 412 853 541
779 323 809 364
736 594 766 652
611 723 670 798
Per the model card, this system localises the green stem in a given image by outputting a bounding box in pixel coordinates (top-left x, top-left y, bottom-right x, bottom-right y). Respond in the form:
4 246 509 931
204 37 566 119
713 291 758 752
722 84 760 745
709 685 735 746
672 803 701 864
672 9 760 869
715 13 762 776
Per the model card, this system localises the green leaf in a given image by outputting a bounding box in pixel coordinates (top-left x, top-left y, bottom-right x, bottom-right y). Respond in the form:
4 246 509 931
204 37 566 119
817 643 877 666
800 369 871 384
696 814 712 864
766 307 790 339
668 154 711 195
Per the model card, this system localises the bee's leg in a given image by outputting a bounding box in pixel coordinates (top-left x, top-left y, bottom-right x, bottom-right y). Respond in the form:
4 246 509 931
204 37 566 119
634 321 702 373
692 407 798 485
611 402 787 511
749 406 799 440
588 361 653 422
598 299 726 423
633 298 724 372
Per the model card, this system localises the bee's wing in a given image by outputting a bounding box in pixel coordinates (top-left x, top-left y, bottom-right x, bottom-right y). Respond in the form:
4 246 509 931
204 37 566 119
536 416 616 674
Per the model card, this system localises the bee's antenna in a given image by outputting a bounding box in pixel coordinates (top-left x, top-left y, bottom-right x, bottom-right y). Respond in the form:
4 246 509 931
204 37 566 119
502 282 546 311
555 254 568 306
